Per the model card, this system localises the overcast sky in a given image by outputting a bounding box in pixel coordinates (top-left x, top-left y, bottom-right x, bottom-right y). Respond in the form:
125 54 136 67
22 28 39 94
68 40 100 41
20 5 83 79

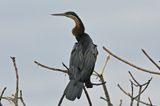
0 0 160 106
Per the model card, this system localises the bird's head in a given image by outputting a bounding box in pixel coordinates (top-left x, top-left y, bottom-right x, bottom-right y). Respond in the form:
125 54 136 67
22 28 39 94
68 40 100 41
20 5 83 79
51 11 79 20
51 11 85 37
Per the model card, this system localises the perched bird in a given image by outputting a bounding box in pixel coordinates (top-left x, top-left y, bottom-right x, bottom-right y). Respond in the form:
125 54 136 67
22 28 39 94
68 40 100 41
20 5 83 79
52 11 98 101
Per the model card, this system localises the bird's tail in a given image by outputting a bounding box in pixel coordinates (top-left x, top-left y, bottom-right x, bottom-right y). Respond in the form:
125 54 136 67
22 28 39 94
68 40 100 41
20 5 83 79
64 80 83 101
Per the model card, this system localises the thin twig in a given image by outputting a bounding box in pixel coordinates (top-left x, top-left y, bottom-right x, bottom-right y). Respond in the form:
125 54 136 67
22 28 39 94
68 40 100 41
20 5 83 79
134 78 152 99
100 75 113 106
100 55 110 75
62 62 69 75
83 87 92 106
34 61 68 73
95 55 113 106
19 90 26 106
119 99 122 106
130 81 134 106
100 96 107 102
142 49 160 70
117 84 153 106
129 71 140 86
0 87 7 101
57 93 65 106
91 82 106 86
137 86 142 106
103 46 160 75
0 87 7 106
128 72 153 99
11 57 19 106
148 97 153 106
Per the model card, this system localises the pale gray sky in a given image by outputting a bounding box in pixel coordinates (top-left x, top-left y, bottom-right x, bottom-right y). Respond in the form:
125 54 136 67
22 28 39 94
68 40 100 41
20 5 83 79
0 0 160 106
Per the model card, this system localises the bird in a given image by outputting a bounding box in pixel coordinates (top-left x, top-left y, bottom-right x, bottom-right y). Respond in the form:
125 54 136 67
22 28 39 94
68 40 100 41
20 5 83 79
52 11 98 101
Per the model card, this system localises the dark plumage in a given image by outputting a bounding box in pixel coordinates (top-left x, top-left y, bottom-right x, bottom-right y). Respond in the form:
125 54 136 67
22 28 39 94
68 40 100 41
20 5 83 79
52 11 98 101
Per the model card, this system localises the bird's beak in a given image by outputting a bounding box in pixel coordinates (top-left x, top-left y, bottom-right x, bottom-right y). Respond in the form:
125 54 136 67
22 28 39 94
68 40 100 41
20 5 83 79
51 13 66 16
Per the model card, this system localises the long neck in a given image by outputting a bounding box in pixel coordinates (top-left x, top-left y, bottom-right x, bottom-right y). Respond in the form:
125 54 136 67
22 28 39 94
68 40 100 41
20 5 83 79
72 16 85 38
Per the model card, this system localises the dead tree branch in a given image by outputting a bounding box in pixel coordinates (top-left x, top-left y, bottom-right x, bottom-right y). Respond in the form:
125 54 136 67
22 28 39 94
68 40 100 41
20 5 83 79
83 87 92 106
141 49 160 70
118 71 154 106
0 87 7 106
0 57 27 106
11 57 19 106
119 99 122 106
148 97 153 106
94 55 113 106
103 46 160 75
19 90 26 106
34 61 68 73
57 93 65 106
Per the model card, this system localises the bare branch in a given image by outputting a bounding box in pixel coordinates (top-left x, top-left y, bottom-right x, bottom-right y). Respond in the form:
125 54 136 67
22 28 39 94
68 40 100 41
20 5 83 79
103 46 160 75
142 49 160 70
1 96 14 104
57 93 65 106
100 55 110 75
134 78 152 99
34 61 68 73
83 87 92 106
148 97 153 106
129 71 140 86
100 96 107 102
118 72 154 106
0 87 7 101
0 87 7 106
130 81 134 106
117 84 153 106
62 62 69 74
19 90 26 106
119 99 122 106
91 82 106 86
11 57 19 106
94 55 113 106
99 75 113 106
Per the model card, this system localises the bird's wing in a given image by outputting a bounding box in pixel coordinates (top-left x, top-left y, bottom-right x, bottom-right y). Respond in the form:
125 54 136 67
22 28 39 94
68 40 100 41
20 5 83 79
78 44 98 82
69 43 83 80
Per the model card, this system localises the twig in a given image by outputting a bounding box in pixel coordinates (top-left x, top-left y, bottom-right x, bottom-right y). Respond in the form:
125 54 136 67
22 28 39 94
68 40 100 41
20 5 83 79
57 93 65 106
142 49 160 70
0 87 7 106
83 87 92 106
94 55 113 106
135 78 152 99
0 87 7 101
117 84 153 106
129 71 140 86
103 46 160 75
118 72 154 106
119 99 122 106
148 97 153 106
34 61 68 73
130 81 134 106
19 90 26 106
128 72 152 99
100 96 107 102
91 82 106 86
95 55 113 106
100 55 110 75
1 96 14 104
11 57 19 106
100 75 113 106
